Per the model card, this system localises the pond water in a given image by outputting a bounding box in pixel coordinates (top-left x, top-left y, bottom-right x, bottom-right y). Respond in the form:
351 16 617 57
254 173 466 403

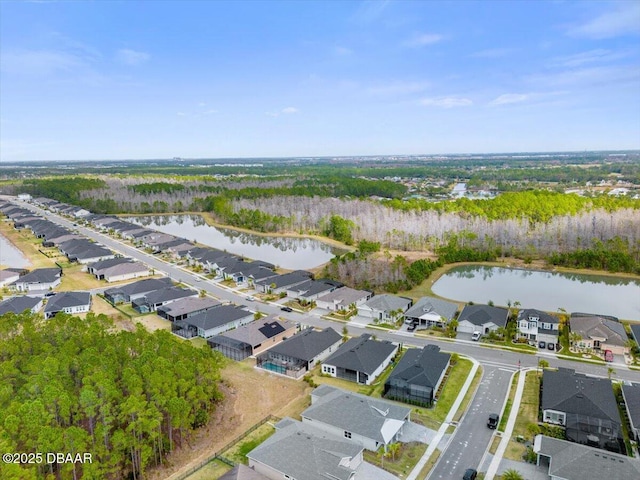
126 215 344 270
432 265 640 320
0 233 30 268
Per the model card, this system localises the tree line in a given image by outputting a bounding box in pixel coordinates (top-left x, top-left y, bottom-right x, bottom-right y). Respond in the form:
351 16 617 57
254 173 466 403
0 312 224 480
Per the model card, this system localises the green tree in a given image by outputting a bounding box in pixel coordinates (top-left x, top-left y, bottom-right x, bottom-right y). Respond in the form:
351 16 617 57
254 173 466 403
502 468 525 480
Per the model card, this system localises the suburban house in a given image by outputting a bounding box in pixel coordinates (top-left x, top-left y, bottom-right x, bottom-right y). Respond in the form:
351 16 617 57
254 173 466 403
68 245 115 264
621 383 640 442
356 294 413 323
533 435 640 480
0 269 20 288
301 385 411 452
285 279 342 302
456 304 509 335
321 334 398 385
630 324 640 348
384 344 451 408
247 418 390 480
174 305 254 339
0 296 44 315
254 270 313 294
11 268 62 292
315 287 373 312
44 292 92 319
103 277 173 304
208 317 297 361
157 296 221 322
517 308 560 346
541 368 623 452
256 327 342 379
569 314 629 356
132 286 198 313
402 296 458 328
87 257 151 282
218 464 270 480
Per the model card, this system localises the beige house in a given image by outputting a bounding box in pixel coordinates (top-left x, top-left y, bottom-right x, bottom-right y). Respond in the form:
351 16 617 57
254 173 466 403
570 314 629 356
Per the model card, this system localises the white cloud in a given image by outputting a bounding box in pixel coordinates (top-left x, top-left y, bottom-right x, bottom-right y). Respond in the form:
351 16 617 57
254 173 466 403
0 49 83 75
551 49 628 68
367 81 430 96
489 93 530 106
419 96 472 108
470 47 515 58
281 107 299 114
115 48 150 66
567 3 640 39
404 33 444 47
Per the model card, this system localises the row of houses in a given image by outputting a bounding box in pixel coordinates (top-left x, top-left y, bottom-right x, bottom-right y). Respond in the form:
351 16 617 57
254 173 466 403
0 291 91 319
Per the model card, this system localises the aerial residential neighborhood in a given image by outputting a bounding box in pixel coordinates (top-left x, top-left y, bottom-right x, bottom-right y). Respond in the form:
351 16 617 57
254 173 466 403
1 193 639 480
2 2 640 480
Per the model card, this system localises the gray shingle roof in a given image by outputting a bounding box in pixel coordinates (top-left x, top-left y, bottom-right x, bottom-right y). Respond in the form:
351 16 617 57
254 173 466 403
213 316 294 347
404 296 458 322
386 345 451 390
361 294 412 313
141 286 197 306
630 324 640 345
255 270 312 289
303 385 411 444
12 268 61 285
157 297 221 318
88 257 132 271
323 334 397 375
104 277 172 297
534 435 640 480
570 315 627 348
621 384 640 434
458 304 509 328
218 465 270 480
184 305 252 331
266 327 342 362
0 296 42 315
316 287 372 306
541 368 620 423
247 419 362 480
44 292 91 313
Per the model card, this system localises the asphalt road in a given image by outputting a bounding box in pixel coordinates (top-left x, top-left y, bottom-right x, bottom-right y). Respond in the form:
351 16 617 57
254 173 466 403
13 199 640 479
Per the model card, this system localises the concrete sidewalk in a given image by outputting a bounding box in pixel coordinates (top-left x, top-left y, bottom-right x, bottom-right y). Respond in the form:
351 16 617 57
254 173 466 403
406 358 480 480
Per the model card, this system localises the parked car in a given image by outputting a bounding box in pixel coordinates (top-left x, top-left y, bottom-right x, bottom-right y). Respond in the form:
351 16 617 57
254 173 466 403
487 413 499 429
463 468 477 480
44 291 56 297
471 331 481 341
604 349 614 362
246 296 255 301
407 323 417 332
548 343 555 351
280 306 293 312
538 341 546 349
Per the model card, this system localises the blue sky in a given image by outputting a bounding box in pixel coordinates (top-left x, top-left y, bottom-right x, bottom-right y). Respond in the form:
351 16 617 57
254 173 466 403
1 0 639 161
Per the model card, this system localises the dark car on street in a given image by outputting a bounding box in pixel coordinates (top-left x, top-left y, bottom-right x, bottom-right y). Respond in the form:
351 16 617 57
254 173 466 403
487 413 499 429
280 306 293 312
463 468 477 480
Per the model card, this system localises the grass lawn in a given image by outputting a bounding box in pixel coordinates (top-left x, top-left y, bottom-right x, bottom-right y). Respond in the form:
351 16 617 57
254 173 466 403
498 372 519 432
416 449 441 479
182 459 231 480
59 264 106 291
363 441 427 478
426 358 472 423
134 314 172 332
489 435 501 455
219 423 275 465
504 371 541 461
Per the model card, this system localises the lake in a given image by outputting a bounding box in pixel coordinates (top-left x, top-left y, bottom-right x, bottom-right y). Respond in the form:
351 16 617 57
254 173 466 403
0 233 30 268
431 265 640 320
126 215 344 270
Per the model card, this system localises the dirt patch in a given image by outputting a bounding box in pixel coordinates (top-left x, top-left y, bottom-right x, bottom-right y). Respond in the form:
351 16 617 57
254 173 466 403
150 360 309 480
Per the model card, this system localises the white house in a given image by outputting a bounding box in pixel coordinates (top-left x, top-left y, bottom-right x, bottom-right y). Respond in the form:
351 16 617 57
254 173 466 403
44 292 91 319
517 308 559 345
315 287 372 312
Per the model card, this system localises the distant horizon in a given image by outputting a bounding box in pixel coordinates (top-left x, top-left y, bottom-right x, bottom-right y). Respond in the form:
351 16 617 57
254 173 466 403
2 1 639 161
2 148 640 165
